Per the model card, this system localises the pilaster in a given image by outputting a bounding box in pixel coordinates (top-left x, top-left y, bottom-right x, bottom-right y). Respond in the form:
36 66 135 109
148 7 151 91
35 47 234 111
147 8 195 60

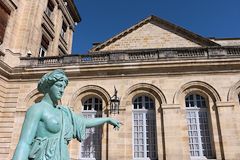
161 104 189 160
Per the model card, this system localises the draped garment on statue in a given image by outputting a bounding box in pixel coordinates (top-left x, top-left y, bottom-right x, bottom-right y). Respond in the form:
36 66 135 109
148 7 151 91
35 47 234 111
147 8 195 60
28 106 86 160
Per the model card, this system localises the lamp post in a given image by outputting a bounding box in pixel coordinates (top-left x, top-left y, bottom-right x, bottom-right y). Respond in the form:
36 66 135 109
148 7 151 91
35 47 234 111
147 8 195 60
110 86 120 114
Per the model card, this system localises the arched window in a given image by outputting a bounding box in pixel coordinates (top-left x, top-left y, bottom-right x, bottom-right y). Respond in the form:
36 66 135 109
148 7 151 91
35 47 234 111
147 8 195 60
80 97 102 160
238 93 240 103
185 94 215 159
34 96 43 103
132 95 158 160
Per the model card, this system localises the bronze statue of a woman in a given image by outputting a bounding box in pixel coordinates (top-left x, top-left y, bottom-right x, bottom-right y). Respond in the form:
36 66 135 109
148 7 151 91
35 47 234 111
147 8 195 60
12 69 121 160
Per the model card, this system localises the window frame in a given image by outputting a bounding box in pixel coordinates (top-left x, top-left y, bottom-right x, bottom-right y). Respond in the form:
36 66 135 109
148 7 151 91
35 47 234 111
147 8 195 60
185 93 215 159
39 35 49 57
80 96 103 160
132 95 158 160
60 21 67 39
39 44 47 57
45 0 54 18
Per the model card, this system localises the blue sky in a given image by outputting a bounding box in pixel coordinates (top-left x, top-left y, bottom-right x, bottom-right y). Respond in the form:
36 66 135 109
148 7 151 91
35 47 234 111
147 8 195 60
72 0 240 54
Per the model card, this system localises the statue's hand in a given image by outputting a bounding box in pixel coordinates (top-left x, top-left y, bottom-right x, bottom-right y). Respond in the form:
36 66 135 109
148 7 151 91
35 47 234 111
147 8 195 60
108 118 122 130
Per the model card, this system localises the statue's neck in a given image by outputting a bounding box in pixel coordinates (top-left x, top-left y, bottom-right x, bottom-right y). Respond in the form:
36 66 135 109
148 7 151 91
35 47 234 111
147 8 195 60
42 94 57 107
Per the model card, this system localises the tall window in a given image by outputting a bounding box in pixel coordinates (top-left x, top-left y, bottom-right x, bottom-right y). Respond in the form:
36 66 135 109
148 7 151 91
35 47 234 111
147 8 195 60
132 95 158 160
238 93 240 103
80 97 102 160
60 22 67 39
39 36 49 57
0 3 10 44
45 0 54 18
185 94 215 159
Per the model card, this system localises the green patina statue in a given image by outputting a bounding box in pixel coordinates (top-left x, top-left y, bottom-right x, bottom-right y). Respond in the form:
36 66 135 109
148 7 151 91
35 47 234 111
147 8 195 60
12 69 121 160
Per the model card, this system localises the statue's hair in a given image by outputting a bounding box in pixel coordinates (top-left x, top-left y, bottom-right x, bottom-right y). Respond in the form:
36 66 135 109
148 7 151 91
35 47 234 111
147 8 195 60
37 69 68 94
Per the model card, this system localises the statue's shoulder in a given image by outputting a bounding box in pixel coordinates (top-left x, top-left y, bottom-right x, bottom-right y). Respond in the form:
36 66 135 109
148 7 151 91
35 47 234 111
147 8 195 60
58 105 70 110
58 105 72 114
59 105 69 109
58 105 82 117
26 102 44 116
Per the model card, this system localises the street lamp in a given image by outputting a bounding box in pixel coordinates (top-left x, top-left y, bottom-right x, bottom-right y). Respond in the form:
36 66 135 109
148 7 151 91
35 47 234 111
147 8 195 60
110 86 120 114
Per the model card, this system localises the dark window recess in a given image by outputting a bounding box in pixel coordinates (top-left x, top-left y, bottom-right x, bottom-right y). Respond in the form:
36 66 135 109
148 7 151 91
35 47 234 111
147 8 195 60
39 36 49 57
0 2 10 44
58 45 67 56
238 94 240 103
45 1 54 18
34 96 43 103
60 22 67 38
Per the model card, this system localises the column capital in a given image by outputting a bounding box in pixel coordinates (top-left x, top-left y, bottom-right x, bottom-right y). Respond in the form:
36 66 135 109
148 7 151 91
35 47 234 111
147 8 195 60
161 104 181 109
215 101 235 108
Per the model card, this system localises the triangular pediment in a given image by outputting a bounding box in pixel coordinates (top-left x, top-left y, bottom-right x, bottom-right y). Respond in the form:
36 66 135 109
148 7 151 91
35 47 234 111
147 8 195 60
91 15 220 52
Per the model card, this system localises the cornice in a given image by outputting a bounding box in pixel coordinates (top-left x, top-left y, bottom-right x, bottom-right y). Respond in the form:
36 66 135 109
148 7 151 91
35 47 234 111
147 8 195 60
66 0 81 23
9 57 240 81
56 0 79 29
21 46 240 67
2 46 240 81
0 60 13 80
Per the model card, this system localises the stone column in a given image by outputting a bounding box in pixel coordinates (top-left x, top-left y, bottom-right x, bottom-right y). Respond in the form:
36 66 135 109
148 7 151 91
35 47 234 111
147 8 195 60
107 113 126 160
67 28 73 54
161 104 189 160
215 102 240 160
51 7 63 56
156 105 165 160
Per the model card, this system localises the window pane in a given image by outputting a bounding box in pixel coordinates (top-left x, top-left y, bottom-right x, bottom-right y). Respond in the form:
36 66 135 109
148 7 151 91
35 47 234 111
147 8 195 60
133 96 157 159
81 97 102 159
185 94 214 159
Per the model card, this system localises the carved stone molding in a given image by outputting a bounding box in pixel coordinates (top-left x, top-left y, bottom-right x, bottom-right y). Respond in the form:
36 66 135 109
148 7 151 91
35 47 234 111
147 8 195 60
174 81 221 104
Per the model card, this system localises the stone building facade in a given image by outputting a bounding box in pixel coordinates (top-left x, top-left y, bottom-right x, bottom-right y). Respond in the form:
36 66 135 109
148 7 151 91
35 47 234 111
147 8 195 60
1 1 240 160
0 0 80 67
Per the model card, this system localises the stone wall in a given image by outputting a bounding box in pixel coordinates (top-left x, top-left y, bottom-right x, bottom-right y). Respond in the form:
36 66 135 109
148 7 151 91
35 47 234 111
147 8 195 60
0 77 8 160
0 77 20 160
0 0 76 67
99 23 201 51
3 69 240 160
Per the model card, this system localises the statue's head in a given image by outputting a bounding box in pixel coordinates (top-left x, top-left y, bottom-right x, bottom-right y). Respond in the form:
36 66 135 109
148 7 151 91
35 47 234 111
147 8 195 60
37 69 69 99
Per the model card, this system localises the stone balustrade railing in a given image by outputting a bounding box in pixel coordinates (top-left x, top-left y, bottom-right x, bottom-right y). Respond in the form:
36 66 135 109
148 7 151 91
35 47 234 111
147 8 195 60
20 46 240 67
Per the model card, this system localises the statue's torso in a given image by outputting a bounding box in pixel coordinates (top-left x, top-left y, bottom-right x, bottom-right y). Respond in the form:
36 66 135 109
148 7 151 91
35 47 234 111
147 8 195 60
35 104 62 138
29 103 70 160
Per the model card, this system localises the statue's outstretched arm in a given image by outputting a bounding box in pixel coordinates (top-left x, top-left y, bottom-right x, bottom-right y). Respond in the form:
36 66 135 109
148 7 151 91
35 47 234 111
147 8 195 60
85 117 121 129
12 104 42 160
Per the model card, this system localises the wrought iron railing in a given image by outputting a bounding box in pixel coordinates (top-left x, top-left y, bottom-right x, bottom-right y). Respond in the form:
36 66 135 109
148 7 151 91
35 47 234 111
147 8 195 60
20 46 240 67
